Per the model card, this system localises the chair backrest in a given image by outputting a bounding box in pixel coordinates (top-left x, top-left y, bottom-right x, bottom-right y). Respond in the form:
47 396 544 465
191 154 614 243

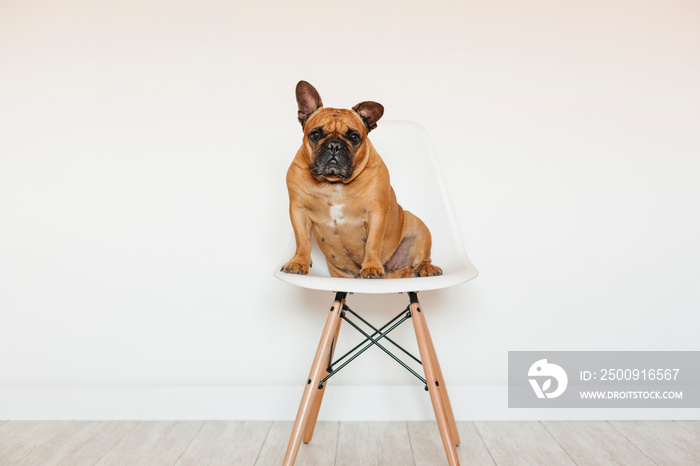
274 121 478 294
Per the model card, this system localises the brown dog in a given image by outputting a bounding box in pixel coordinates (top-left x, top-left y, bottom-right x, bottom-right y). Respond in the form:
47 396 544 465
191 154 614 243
281 81 442 279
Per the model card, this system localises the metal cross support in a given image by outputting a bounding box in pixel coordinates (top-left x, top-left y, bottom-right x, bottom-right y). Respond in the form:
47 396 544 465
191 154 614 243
317 300 428 390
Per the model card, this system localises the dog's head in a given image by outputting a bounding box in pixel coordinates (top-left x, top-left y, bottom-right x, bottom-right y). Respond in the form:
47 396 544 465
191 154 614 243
295 80 384 183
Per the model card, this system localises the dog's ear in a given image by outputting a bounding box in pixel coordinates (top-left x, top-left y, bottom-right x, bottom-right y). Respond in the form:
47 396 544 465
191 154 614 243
352 101 384 132
296 81 323 128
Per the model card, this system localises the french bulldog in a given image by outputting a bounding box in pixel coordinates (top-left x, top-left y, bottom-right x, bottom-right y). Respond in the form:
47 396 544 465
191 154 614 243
281 81 442 279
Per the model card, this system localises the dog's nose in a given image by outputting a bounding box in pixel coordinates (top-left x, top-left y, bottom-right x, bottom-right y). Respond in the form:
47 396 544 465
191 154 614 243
327 141 342 154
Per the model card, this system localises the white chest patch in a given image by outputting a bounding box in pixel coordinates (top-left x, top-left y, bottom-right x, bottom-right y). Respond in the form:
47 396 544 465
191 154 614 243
329 204 345 226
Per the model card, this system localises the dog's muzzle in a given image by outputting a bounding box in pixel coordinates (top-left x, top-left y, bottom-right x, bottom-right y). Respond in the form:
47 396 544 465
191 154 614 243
312 138 354 180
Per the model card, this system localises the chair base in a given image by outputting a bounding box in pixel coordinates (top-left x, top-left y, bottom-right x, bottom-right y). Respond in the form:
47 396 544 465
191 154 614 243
283 291 461 466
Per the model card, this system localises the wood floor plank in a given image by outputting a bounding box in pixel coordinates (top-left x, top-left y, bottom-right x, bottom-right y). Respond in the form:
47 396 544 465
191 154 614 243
542 421 654 466
408 421 494 466
0 420 22 447
455 421 496 466
254 421 291 466
610 421 700 465
475 421 575 466
10 421 91 465
675 420 700 437
408 420 449 466
95 421 204 466
9 421 136 466
296 421 339 466
335 421 413 466
175 421 270 466
54 421 138 466
0 421 80 464
254 421 292 466
0 421 48 464
255 421 338 466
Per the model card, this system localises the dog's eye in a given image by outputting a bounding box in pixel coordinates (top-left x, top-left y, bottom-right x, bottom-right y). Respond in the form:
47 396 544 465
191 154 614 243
309 131 321 142
348 133 361 145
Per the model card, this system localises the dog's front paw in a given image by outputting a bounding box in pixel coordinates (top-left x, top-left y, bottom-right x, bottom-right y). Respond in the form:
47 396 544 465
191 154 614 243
281 260 311 275
415 262 443 277
358 265 385 279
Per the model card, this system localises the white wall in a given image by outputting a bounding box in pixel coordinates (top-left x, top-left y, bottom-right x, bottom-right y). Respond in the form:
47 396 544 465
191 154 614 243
1 0 699 419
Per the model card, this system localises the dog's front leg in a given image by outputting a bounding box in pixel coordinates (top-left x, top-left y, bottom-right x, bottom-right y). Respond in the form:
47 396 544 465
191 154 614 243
281 203 313 275
358 205 387 278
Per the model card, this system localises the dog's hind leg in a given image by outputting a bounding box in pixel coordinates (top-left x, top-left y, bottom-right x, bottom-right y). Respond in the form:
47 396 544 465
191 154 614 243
385 212 442 278
403 211 442 277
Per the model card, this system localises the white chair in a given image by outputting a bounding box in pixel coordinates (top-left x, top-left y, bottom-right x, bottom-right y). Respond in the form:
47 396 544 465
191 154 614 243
274 121 478 466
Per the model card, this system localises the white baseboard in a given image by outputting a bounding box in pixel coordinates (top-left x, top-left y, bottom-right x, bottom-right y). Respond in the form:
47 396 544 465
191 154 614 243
1 386 698 420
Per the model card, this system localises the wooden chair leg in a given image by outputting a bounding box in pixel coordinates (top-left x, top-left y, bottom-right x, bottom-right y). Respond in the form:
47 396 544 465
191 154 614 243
426 321 461 446
303 298 343 443
283 292 346 466
410 293 460 466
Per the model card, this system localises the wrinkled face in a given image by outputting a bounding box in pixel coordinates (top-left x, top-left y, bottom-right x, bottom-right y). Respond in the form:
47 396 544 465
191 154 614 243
303 109 367 182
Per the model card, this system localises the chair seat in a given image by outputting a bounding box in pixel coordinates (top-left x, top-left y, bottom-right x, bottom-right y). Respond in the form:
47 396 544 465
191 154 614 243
274 121 478 294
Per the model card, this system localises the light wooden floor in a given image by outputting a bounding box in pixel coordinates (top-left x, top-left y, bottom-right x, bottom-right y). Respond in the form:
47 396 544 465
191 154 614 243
0 420 698 465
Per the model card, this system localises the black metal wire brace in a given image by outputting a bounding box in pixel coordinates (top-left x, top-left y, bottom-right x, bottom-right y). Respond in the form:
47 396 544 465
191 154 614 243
318 300 428 390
